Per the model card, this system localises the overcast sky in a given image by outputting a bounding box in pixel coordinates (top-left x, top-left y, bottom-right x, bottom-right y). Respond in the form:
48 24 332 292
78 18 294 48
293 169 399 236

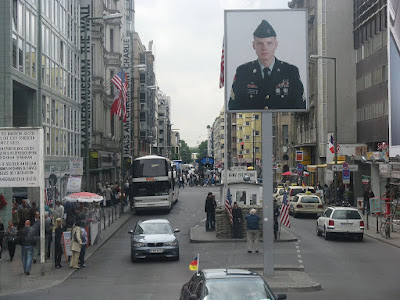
135 0 290 147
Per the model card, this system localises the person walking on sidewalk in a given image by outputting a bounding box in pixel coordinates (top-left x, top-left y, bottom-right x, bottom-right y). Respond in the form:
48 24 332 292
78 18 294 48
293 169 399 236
246 208 260 253
363 187 374 215
232 202 243 238
205 192 217 231
17 220 36 275
54 218 64 268
79 221 88 267
70 222 82 269
0 218 4 260
7 220 17 261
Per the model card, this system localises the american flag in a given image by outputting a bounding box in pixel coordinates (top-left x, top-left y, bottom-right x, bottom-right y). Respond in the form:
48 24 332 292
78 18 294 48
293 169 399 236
44 189 51 206
110 70 128 122
219 39 225 88
279 192 290 228
225 187 233 225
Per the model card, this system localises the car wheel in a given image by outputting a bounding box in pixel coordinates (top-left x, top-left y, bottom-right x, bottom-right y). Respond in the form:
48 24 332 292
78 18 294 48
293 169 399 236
131 252 137 263
316 223 322 236
357 234 363 242
324 227 330 240
293 212 298 218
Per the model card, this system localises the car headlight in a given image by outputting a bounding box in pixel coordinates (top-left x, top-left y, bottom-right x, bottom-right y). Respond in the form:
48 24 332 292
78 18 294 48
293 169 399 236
133 242 145 247
164 241 178 246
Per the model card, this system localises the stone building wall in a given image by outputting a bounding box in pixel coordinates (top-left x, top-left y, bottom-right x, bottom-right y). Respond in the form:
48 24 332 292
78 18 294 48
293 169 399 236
215 205 263 238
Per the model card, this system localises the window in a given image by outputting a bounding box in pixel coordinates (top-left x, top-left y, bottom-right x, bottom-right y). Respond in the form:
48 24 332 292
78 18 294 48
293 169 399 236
110 28 114 52
282 125 289 144
110 70 115 95
140 112 146 121
244 121 250 126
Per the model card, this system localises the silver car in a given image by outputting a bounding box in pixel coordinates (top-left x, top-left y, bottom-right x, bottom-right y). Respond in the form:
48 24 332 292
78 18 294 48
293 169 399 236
128 219 180 262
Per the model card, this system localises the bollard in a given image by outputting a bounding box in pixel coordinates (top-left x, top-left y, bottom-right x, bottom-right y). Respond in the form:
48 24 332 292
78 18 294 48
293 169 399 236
108 211 111 226
103 210 106 230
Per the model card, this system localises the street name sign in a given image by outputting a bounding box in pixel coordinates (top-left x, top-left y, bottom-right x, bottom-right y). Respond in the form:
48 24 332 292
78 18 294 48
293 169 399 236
332 164 359 172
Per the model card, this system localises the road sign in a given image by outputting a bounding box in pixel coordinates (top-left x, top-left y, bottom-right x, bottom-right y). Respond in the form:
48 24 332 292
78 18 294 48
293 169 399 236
343 162 349 170
332 164 359 172
361 175 370 185
297 163 304 172
342 169 350 184
296 151 303 161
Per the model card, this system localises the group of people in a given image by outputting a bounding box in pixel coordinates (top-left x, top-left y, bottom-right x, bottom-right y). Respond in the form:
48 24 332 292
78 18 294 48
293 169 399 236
204 192 278 253
0 198 95 275
97 181 129 207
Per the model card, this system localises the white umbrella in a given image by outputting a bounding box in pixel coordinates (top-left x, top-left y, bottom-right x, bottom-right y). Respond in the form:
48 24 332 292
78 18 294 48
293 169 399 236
64 192 103 203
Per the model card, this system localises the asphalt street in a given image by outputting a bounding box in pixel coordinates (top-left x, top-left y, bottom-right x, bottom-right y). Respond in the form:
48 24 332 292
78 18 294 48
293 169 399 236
3 185 400 299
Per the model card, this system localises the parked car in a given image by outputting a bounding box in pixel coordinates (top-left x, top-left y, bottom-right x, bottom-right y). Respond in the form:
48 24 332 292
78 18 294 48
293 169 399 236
128 219 180 262
273 187 286 203
289 193 324 217
276 185 316 206
180 269 287 300
316 207 364 241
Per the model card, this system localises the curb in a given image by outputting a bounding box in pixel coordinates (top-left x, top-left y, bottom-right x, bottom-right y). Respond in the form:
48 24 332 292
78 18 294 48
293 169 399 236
364 232 400 249
0 212 134 297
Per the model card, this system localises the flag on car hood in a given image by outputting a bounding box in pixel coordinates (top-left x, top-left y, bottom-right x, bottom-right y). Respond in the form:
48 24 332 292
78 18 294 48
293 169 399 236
189 256 198 271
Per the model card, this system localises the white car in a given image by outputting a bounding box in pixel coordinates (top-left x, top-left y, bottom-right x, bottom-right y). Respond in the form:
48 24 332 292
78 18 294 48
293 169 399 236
273 187 286 204
289 193 324 218
316 207 364 241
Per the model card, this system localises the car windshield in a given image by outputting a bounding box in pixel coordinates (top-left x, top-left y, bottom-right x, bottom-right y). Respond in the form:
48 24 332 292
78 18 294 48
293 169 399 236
301 196 320 203
332 210 362 220
204 278 275 300
135 223 173 235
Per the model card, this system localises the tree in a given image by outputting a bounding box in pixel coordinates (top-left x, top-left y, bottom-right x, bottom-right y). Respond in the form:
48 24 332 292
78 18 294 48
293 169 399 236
198 140 208 158
180 140 191 163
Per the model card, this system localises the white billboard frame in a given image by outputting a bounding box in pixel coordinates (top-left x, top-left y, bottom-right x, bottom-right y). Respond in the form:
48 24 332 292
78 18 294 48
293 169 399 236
388 0 400 157
224 9 309 113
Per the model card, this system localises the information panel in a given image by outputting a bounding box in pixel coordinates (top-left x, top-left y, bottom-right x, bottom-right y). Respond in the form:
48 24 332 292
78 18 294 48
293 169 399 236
0 128 43 187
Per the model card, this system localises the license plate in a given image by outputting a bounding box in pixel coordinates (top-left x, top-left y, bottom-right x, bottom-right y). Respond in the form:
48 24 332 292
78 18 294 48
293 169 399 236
305 205 314 208
341 223 353 226
149 249 163 253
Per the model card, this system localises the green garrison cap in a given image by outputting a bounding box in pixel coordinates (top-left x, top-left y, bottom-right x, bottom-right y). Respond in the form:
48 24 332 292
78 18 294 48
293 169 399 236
253 20 276 38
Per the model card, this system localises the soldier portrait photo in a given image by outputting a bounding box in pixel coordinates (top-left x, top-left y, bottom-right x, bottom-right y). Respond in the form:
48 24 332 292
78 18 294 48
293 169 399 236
225 10 308 112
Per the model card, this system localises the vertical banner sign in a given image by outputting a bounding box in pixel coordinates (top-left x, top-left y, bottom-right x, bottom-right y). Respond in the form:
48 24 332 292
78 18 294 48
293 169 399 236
80 0 92 149
389 0 400 157
122 37 132 158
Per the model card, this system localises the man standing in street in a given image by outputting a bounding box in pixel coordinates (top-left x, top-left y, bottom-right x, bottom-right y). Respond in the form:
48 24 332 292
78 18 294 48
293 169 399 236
246 208 261 253
17 220 36 275
232 202 243 238
363 187 375 215
205 192 217 231
70 221 82 269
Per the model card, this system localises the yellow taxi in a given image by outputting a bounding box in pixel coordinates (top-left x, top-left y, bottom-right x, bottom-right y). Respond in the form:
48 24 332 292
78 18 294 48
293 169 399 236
289 192 324 218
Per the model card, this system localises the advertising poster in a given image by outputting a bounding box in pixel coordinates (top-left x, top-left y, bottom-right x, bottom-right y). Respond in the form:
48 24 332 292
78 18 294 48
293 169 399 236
62 231 72 260
225 9 308 112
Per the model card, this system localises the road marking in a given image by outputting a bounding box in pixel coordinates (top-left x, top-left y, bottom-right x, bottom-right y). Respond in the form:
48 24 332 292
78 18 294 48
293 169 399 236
296 249 301 253
297 254 302 258
298 260 303 264
202 218 206 222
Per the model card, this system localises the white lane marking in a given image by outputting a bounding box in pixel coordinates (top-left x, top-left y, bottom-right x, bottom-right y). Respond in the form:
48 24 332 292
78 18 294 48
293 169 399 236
297 254 302 258
297 249 301 253
298 260 303 264
202 218 206 222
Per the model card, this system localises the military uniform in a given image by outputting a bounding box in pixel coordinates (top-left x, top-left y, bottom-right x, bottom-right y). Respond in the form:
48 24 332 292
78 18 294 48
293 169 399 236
228 58 306 110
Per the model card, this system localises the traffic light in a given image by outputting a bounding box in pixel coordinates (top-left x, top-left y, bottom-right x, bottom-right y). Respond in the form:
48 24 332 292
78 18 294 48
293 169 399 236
241 142 244 150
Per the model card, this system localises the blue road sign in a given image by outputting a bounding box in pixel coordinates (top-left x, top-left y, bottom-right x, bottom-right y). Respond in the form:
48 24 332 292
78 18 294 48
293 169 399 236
297 163 304 172
342 169 350 184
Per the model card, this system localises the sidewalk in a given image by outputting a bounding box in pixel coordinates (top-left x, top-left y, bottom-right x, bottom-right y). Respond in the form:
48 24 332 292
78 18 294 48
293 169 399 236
0 206 133 297
363 213 400 248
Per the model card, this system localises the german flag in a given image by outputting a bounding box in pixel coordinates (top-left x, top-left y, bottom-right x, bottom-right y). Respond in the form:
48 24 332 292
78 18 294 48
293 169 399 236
189 257 198 271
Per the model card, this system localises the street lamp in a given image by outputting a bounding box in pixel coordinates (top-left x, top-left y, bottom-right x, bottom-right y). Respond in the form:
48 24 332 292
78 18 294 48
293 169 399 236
310 54 338 204
84 13 122 192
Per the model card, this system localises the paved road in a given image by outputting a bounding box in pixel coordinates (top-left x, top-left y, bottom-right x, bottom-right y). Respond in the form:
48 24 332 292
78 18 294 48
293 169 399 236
4 186 400 299
285 215 400 299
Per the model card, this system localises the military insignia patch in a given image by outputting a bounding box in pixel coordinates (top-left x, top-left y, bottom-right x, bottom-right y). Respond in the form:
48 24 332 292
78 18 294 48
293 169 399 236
253 69 257 73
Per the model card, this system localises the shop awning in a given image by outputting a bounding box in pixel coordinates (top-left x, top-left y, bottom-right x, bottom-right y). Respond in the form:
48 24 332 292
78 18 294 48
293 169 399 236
306 164 327 172
328 161 345 165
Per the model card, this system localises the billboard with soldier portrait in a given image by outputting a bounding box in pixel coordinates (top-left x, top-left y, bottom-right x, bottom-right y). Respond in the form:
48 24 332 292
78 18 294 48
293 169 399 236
225 9 309 112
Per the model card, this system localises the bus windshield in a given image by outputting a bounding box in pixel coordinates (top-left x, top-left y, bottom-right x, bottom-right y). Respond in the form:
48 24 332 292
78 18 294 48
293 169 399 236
132 181 170 196
132 159 168 177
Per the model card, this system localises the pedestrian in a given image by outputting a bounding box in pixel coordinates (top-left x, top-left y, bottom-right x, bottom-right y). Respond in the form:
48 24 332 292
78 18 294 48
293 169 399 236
205 192 217 231
19 202 30 230
31 211 40 263
54 200 65 221
0 218 4 260
228 19 305 110
245 208 260 253
79 221 88 267
273 200 280 240
323 184 331 205
363 187 374 215
54 218 64 268
17 220 36 275
29 201 38 224
45 211 52 259
70 221 82 269
12 203 20 229
7 220 17 261
232 202 243 238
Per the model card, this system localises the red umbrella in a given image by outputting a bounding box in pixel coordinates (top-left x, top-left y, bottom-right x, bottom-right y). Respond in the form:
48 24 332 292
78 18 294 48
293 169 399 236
64 192 103 203
282 171 293 176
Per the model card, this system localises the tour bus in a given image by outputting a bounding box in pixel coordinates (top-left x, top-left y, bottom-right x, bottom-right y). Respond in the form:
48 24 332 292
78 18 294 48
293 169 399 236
131 155 179 213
